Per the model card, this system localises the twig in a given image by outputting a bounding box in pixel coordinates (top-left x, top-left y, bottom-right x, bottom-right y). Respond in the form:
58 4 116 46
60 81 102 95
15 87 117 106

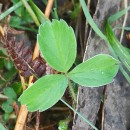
101 87 107 130
119 0 128 43
20 75 26 90
35 111 40 130
83 0 91 48
45 0 54 18
14 1 54 130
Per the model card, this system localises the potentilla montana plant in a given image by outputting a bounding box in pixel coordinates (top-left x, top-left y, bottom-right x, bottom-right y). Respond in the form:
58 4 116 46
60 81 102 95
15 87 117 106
19 19 119 129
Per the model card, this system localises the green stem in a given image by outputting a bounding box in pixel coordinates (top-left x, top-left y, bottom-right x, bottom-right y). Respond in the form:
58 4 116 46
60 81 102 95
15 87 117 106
68 79 77 103
60 99 98 130
10 25 37 32
21 0 40 26
0 1 28 20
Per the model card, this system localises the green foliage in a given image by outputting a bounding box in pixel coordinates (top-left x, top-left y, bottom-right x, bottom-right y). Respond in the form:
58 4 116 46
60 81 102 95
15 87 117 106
3 67 17 82
2 113 10 123
11 0 32 22
9 0 35 31
58 119 70 130
2 87 17 114
11 82 22 95
0 49 17 87
2 99 14 113
0 59 4 69
79 0 107 41
28 0 48 24
0 123 6 130
1 87 17 122
80 0 130 83
19 20 119 113
3 87 17 99
0 50 6 69
70 4 81 20
0 0 122 129
4 59 14 70
38 19 77 73
11 0 24 16
19 74 68 111
68 54 119 87
105 7 130 82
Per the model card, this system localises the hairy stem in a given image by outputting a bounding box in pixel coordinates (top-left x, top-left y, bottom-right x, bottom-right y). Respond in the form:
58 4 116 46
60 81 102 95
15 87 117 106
68 79 77 103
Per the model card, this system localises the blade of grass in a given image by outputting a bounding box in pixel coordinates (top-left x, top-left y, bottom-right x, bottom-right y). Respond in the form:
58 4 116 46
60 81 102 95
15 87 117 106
79 0 107 42
0 1 28 21
29 0 48 23
60 99 98 130
80 0 130 83
105 6 130 83
21 0 40 26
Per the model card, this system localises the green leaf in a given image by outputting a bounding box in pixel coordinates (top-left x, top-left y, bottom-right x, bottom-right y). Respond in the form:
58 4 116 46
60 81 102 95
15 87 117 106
58 119 69 130
29 0 48 24
4 59 14 70
2 99 14 113
3 87 17 99
11 0 23 17
0 123 6 130
10 16 22 26
19 74 68 112
12 82 22 95
38 19 77 73
68 54 119 87
0 59 4 69
3 67 17 81
2 113 10 123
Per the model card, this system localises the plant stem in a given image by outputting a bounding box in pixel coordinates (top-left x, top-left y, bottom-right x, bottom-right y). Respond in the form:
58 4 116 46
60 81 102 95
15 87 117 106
21 0 40 26
60 99 98 130
68 79 77 103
